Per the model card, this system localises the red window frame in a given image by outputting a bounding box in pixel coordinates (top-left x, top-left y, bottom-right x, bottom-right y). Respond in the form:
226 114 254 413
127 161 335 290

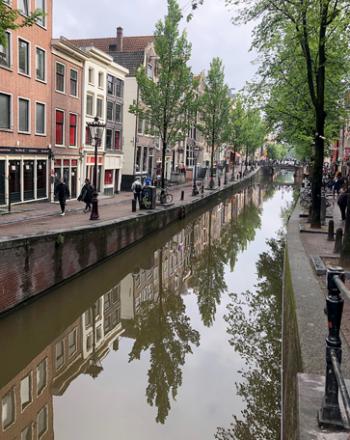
69 113 77 146
55 110 64 145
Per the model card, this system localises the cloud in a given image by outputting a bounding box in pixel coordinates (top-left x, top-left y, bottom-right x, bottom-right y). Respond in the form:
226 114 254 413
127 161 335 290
53 0 258 90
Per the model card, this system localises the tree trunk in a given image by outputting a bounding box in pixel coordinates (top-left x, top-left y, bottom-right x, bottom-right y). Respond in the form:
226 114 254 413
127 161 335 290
341 194 350 266
310 134 324 228
161 140 167 203
210 141 215 189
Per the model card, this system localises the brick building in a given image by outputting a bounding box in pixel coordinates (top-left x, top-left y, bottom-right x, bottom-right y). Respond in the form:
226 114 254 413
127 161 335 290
0 0 52 207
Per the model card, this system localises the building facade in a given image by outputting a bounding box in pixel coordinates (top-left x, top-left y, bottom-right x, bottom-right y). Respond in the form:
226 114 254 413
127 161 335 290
0 0 52 207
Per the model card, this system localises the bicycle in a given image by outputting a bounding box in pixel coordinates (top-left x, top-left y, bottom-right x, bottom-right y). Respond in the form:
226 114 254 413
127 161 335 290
157 188 173 204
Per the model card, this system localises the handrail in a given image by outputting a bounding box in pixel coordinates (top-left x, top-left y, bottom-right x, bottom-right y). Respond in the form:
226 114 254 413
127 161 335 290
318 267 350 431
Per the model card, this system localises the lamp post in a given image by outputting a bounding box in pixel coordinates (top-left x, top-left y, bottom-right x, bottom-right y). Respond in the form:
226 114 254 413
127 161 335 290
87 117 106 220
192 144 200 196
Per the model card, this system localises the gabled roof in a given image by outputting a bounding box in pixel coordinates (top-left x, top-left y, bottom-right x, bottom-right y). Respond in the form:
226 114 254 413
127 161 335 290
111 51 145 77
69 36 154 54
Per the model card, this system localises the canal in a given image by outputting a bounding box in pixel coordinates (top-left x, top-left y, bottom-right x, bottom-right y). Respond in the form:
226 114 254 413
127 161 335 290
0 174 294 440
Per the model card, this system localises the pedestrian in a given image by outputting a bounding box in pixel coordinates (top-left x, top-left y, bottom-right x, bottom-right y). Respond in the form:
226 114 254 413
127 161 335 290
131 177 143 208
338 191 348 221
55 179 70 216
334 171 345 196
78 178 94 213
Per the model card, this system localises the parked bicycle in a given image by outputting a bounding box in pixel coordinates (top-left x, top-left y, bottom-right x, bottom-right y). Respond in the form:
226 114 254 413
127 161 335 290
157 187 173 204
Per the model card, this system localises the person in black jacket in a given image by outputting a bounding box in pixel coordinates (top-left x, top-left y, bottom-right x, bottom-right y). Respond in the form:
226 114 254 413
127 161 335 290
78 178 94 213
55 179 70 216
338 191 348 221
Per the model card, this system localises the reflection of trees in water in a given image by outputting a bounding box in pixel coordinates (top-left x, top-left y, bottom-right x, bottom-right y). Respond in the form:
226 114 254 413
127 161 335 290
216 238 284 440
127 249 200 424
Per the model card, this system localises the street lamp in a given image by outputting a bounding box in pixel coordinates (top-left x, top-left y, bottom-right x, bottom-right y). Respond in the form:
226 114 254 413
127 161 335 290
87 117 106 220
192 144 200 196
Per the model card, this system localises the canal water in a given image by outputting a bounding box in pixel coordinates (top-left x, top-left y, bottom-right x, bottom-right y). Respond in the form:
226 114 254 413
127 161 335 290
0 174 294 440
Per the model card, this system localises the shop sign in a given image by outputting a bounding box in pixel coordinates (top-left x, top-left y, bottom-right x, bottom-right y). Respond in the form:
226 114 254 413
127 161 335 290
0 146 50 155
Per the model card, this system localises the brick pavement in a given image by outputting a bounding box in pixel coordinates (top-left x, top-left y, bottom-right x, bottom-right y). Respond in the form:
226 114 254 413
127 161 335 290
0 181 209 239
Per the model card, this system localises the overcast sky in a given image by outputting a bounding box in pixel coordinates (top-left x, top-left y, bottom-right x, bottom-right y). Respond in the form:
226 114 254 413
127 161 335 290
53 0 258 91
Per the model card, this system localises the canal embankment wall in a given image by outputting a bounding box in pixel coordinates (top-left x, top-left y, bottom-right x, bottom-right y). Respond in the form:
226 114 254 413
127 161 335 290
0 169 261 315
283 201 350 439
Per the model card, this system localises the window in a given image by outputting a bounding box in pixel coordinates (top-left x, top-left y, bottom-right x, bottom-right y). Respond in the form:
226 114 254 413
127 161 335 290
147 63 153 79
115 104 121 122
96 326 102 342
107 75 113 94
55 110 64 145
88 67 94 84
115 130 121 150
36 359 47 395
136 146 141 172
143 147 148 172
85 126 92 145
107 101 113 121
70 69 78 96
20 374 32 410
106 129 112 149
18 39 29 75
37 406 48 438
35 102 45 134
56 63 65 92
86 333 92 351
86 94 93 116
116 79 123 97
35 0 46 27
96 97 103 118
69 113 77 146
55 340 64 370
0 93 11 129
98 72 104 88
18 0 29 16
36 48 45 81
0 32 11 68
137 118 143 135
21 424 33 440
19 98 30 133
2 389 15 429
68 329 77 357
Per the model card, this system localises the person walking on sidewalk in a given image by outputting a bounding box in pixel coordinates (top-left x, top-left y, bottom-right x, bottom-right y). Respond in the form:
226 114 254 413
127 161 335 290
78 178 94 213
131 177 143 208
55 179 70 216
338 190 348 221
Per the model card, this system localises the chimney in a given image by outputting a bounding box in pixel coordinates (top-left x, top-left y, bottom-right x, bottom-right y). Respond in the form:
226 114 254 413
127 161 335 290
116 27 123 52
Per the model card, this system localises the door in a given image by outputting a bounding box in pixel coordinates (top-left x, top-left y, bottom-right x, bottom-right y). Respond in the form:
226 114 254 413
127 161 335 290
114 170 119 193
23 160 34 201
71 167 77 198
37 161 47 198
0 161 5 205
9 161 21 202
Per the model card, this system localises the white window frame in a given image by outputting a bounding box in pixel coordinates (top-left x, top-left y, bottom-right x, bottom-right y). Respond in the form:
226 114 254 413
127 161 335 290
37 405 48 439
18 96 31 134
18 0 30 16
35 0 46 28
98 71 104 89
18 37 30 77
0 90 13 131
68 328 78 357
1 387 16 431
35 46 46 83
96 96 104 119
55 61 66 94
35 101 46 136
0 31 12 70
88 67 94 85
86 93 94 117
36 358 48 396
55 108 65 147
70 68 79 98
20 372 33 412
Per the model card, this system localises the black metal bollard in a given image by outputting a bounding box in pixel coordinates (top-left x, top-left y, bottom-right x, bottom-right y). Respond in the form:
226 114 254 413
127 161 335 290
180 190 184 201
328 220 335 241
132 199 137 212
218 176 221 187
201 185 204 197
334 228 343 253
319 266 345 429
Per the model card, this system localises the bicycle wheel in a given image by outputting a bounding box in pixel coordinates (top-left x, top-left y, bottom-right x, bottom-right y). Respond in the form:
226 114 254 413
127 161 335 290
166 193 173 203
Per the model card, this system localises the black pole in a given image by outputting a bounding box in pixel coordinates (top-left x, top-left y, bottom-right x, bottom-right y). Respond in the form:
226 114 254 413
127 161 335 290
318 266 345 429
90 137 99 220
192 156 199 196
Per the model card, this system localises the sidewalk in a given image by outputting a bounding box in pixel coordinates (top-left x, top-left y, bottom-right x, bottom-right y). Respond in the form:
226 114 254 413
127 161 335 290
0 178 234 240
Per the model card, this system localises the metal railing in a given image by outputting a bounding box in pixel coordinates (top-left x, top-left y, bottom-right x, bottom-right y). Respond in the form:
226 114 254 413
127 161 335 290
319 267 350 430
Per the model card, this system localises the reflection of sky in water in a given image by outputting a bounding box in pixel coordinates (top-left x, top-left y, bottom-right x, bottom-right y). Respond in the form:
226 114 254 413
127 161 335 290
52 186 292 440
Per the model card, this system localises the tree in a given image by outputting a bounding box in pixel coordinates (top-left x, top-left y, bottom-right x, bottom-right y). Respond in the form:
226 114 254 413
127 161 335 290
266 143 288 161
0 0 44 46
198 57 231 188
240 107 265 171
130 0 197 201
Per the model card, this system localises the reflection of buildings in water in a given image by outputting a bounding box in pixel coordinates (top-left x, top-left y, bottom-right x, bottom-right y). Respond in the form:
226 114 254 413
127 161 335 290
0 184 268 438
0 286 134 439
0 347 53 440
